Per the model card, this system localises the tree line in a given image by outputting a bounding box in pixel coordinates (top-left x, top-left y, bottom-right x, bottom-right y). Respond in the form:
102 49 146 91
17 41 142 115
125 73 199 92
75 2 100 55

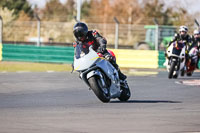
0 0 193 25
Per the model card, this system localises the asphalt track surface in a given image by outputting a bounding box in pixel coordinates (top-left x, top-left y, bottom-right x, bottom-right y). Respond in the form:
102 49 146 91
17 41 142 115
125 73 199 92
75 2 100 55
0 71 200 133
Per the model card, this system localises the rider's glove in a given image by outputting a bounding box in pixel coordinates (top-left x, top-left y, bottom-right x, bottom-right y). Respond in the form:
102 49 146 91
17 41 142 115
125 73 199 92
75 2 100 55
97 46 106 53
104 53 113 61
73 41 78 47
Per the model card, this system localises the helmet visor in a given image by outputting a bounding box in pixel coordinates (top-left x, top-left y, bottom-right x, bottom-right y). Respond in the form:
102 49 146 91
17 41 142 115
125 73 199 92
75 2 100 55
74 31 86 41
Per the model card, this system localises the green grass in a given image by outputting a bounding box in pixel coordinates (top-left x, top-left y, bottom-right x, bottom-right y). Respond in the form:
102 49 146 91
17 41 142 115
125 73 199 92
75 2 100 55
0 61 166 77
0 61 73 72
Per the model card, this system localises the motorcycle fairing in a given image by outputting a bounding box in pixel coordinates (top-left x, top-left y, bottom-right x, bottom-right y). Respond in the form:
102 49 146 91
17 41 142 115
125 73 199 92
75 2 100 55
74 46 99 71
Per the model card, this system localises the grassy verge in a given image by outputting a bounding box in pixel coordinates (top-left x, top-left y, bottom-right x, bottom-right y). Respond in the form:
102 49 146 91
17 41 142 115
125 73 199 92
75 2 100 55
0 61 166 76
0 61 73 72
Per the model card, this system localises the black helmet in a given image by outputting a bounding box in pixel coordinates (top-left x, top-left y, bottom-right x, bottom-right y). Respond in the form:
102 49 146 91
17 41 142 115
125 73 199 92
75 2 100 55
73 22 88 41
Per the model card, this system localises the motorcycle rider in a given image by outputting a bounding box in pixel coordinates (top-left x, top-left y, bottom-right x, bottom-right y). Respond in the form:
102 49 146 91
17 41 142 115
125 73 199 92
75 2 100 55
164 25 191 66
190 29 200 68
190 29 200 50
72 22 127 81
168 25 191 48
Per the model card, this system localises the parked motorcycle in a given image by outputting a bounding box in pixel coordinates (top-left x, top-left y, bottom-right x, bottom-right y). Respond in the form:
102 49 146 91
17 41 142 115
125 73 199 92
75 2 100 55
166 41 186 79
185 46 199 76
73 45 131 103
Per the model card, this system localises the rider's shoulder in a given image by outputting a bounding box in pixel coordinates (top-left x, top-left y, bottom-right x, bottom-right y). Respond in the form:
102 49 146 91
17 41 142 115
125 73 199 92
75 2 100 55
92 30 99 34
174 33 179 37
91 30 101 37
171 33 179 41
191 35 194 39
187 34 192 39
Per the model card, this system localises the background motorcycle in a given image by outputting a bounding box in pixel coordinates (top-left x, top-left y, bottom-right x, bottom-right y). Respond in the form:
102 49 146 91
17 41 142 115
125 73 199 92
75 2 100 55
166 41 186 79
73 46 131 103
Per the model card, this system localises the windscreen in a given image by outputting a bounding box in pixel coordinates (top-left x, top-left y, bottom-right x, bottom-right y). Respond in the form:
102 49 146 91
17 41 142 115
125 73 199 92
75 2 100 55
75 43 90 59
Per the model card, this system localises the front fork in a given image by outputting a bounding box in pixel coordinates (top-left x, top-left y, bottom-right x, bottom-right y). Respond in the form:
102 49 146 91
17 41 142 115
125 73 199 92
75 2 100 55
79 68 106 88
169 57 180 71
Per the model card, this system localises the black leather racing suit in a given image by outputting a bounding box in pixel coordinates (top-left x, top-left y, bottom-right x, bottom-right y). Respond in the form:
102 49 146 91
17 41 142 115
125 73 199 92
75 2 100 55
190 35 200 51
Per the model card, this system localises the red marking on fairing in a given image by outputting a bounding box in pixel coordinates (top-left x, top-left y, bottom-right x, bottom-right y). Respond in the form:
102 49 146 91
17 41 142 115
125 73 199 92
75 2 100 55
97 53 103 57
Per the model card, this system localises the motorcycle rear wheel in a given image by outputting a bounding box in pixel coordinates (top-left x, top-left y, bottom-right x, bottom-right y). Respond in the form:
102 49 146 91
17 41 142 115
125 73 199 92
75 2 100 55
187 72 193 76
88 76 110 103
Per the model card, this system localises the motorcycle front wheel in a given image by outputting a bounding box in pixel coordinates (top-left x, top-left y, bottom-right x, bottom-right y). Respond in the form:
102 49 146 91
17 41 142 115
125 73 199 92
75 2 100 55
88 76 110 103
168 61 176 79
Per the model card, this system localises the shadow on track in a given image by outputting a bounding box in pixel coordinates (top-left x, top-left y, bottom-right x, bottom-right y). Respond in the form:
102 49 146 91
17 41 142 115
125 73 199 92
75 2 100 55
110 100 182 103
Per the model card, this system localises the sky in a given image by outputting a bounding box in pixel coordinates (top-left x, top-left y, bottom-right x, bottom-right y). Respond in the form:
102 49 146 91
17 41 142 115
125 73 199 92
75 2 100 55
28 0 67 8
163 0 200 14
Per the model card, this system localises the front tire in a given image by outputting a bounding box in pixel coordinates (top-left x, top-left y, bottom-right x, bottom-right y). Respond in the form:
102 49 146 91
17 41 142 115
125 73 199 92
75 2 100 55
168 61 176 79
173 74 178 79
181 69 185 77
88 76 110 103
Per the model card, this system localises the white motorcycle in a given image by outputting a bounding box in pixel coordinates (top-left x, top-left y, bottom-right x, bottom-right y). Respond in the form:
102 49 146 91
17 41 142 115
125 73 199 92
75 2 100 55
73 45 131 103
166 41 186 79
